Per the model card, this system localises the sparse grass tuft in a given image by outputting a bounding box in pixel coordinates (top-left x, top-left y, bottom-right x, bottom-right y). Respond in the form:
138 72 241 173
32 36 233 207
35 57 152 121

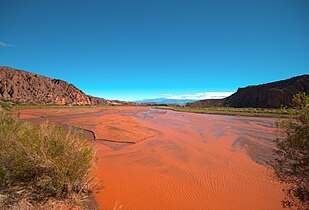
0 111 96 209
0 102 12 111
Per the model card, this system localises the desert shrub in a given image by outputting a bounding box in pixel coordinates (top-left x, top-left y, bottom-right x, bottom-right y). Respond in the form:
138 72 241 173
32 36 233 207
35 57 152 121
0 102 11 110
273 93 309 209
0 111 96 207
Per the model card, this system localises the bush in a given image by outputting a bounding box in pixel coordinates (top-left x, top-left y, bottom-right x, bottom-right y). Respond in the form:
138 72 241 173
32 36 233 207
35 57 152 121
0 111 96 208
273 93 309 209
0 102 11 110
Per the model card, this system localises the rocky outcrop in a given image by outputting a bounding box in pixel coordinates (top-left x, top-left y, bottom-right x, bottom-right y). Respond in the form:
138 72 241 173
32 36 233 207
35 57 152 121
0 66 123 105
187 75 309 108
88 96 110 106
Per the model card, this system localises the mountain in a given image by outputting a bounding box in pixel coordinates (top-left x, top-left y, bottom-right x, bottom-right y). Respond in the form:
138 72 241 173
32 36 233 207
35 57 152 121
136 98 196 105
0 66 126 105
187 75 309 108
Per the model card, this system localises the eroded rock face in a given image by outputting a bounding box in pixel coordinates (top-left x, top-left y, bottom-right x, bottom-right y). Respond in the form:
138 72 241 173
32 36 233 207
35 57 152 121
187 75 309 108
0 66 106 105
224 75 309 108
88 96 110 106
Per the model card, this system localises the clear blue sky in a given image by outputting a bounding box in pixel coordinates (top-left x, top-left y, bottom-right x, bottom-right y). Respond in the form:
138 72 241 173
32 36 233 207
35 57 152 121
0 0 308 101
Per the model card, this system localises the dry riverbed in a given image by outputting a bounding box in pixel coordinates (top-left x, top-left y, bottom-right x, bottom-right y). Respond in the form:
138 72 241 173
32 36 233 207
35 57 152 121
11 106 284 210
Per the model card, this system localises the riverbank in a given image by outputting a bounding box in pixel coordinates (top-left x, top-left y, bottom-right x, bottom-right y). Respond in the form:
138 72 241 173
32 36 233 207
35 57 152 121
153 106 296 118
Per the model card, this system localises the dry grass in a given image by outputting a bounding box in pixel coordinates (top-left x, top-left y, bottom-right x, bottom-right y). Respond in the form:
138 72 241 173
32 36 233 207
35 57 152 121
0 111 97 209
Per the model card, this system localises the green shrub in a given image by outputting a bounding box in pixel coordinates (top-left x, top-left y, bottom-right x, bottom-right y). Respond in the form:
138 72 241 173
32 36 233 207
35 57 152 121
0 111 96 207
273 93 309 209
0 102 11 110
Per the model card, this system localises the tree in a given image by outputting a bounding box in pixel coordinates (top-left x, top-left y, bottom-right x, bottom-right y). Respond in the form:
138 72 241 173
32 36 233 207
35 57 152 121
273 93 309 209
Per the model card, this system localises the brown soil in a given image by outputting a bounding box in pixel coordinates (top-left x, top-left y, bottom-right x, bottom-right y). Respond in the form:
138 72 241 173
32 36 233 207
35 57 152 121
12 106 285 210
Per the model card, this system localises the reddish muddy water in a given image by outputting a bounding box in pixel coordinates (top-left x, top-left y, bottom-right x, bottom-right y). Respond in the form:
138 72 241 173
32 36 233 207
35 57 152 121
13 107 284 210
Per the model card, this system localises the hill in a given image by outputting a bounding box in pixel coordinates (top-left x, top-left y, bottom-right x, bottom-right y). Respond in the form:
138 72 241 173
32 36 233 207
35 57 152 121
187 75 309 108
0 66 125 105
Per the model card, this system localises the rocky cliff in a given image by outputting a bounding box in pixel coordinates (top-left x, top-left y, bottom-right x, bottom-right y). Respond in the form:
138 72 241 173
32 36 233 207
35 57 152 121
0 66 119 105
187 75 309 108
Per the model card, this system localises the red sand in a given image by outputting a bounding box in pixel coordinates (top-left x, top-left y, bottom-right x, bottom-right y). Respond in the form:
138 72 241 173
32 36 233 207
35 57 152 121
13 107 284 210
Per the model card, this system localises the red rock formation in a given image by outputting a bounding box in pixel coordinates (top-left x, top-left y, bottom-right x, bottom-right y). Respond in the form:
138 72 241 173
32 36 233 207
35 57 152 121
188 75 309 108
0 66 127 105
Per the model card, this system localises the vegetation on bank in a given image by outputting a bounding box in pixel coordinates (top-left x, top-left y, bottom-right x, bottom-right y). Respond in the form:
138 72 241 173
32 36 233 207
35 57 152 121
0 102 75 110
0 111 96 209
153 106 297 118
0 102 12 111
273 93 309 209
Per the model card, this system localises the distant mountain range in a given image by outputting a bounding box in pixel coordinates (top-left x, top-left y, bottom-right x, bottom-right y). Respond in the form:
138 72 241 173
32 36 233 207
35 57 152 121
136 98 196 105
0 66 132 106
187 75 309 108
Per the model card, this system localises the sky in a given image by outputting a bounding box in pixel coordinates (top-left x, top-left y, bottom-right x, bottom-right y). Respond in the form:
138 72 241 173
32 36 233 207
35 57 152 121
0 0 308 101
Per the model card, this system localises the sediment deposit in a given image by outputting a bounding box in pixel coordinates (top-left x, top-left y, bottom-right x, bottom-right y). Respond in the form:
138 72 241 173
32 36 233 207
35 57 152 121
12 107 284 210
